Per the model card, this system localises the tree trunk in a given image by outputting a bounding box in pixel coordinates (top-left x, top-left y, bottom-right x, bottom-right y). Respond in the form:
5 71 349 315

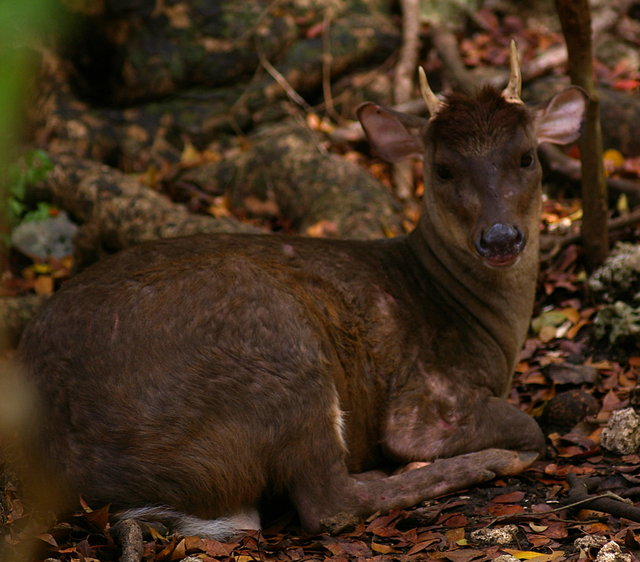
392 0 421 200
555 0 609 268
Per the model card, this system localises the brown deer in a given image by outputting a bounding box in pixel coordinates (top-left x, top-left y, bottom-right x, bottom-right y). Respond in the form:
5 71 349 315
18 43 586 539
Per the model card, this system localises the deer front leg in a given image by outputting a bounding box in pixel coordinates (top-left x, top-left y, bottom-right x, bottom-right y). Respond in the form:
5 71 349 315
285 382 542 535
309 448 538 534
382 382 546 463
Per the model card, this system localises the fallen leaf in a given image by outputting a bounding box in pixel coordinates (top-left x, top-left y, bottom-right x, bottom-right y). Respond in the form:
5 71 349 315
180 140 202 167
34 275 54 295
493 491 525 503
407 538 440 555
243 196 280 217
613 79 640 91
37 533 58 547
540 521 568 539
601 389 624 412
445 527 466 544
202 539 238 556
371 541 394 553
488 504 525 516
546 363 599 385
440 513 468 527
207 196 232 218
502 548 565 560
539 325 557 343
527 534 552 547
434 548 487 561
543 462 596 476
84 503 110 531
306 220 338 238
603 148 625 176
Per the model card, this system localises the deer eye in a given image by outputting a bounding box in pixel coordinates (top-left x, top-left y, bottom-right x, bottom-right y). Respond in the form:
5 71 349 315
520 149 534 168
435 164 453 181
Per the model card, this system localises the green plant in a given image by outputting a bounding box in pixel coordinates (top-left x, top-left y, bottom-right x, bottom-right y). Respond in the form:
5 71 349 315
6 149 55 226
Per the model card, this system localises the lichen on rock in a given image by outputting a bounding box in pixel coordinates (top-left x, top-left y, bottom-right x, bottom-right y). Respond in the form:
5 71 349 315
588 242 640 348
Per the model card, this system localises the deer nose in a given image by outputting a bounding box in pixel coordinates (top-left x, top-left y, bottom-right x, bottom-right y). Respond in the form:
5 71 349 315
475 223 525 267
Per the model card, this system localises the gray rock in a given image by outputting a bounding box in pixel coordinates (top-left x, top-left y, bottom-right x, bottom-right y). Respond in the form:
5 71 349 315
600 407 640 455
11 211 78 259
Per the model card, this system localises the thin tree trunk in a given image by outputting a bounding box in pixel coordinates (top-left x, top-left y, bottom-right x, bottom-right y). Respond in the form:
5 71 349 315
393 0 421 200
555 0 609 268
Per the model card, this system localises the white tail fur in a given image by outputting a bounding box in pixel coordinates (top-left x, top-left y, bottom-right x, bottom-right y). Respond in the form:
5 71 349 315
117 506 261 540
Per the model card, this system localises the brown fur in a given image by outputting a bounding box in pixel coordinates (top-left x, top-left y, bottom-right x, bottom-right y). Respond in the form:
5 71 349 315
18 85 586 538
429 87 531 154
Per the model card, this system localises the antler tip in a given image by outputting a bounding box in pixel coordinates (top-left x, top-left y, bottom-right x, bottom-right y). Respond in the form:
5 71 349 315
502 39 522 104
418 66 442 117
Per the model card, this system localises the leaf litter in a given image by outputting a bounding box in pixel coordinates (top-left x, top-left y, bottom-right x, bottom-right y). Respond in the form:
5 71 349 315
3 16 640 562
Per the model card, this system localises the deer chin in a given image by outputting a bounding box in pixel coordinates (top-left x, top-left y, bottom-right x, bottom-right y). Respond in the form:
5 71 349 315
482 254 521 269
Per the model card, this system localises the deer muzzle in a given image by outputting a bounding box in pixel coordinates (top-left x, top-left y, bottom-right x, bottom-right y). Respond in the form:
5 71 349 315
475 223 525 268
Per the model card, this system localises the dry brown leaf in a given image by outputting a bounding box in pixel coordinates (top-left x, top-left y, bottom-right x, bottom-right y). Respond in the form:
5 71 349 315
493 491 526 503
34 275 54 295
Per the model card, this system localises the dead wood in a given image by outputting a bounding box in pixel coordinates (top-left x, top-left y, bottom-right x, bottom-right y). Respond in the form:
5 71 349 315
333 81 640 160
179 121 403 241
540 206 640 262
61 1 398 106
113 519 144 562
563 474 640 522
522 3 623 83
38 154 260 268
26 124 402 266
429 26 476 94
30 4 400 174
540 144 640 202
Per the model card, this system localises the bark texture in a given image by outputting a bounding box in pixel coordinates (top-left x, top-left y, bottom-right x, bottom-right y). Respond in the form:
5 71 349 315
555 0 609 268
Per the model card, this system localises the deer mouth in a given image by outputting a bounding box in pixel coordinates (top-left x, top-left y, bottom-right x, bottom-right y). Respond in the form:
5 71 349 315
483 254 520 268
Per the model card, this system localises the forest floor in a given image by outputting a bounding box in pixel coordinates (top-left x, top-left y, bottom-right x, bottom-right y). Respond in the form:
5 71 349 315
2 4 640 560
2 189 639 562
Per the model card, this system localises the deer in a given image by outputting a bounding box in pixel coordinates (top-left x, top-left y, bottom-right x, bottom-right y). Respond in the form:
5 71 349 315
17 42 587 540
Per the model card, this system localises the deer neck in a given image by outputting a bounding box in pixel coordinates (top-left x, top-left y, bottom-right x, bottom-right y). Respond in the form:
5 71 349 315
406 215 539 388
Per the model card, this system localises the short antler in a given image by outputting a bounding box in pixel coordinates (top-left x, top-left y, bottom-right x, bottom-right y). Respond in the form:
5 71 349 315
418 66 443 117
502 40 522 104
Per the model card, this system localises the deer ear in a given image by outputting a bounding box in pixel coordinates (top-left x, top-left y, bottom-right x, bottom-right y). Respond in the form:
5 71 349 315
534 86 587 145
357 103 424 162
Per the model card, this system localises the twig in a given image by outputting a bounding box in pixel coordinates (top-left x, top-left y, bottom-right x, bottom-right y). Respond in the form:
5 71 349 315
255 40 313 112
236 0 287 42
522 45 567 83
521 6 620 83
540 207 640 262
429 26 475 93
563 473 640 522
539 144 640 198
321 7 340 123
486 491 636 528
328 99 425 145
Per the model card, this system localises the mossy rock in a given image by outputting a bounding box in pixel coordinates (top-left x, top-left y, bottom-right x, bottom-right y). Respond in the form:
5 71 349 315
588 242 640 350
